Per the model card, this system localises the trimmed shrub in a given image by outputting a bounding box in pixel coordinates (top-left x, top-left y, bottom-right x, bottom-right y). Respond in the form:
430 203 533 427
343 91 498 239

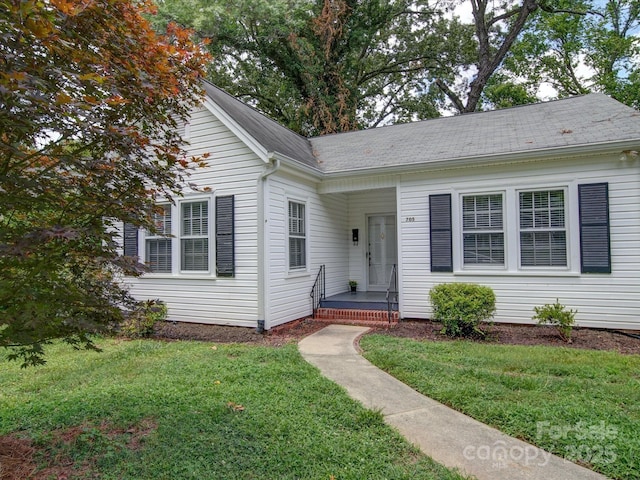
120 299 167 338
429 283 496 337
533 299 577 342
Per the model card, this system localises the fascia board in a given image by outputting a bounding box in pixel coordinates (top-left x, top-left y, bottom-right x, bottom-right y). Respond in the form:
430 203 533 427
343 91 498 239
202 97 270 163
270 152 324 180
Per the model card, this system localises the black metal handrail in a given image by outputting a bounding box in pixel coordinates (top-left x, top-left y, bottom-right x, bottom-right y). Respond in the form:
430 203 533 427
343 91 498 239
310 264 325 318
385 264 398 323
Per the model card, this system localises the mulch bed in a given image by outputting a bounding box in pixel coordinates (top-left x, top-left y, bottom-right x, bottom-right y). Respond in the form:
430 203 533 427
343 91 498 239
381 320 640 355
153 318 640 355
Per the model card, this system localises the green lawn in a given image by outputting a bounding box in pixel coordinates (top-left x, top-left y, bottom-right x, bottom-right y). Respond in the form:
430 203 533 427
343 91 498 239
360 334 640 480
0 339 467 480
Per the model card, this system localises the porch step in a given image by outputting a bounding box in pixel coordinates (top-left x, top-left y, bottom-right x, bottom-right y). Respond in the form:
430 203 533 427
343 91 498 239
313 308 399 327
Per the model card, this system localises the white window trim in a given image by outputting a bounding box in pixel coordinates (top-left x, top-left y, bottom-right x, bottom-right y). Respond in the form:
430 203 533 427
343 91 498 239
144 203 172 273
516 186 571 272
453 184 578 275
286 196 309 273
179 198 211 274
139 193 215 277
459 191 507 271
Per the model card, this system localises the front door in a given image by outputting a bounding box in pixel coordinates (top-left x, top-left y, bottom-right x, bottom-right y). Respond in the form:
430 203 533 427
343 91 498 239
367 215 397 291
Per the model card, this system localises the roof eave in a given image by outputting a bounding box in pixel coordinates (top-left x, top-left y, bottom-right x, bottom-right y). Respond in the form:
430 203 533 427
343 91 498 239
269 151 324 179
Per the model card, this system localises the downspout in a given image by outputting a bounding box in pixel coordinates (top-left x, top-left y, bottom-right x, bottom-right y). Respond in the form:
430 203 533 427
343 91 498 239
256 154 281 333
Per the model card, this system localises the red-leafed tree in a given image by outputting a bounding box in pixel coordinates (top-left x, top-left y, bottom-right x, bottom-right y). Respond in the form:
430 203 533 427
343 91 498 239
0 0 209 365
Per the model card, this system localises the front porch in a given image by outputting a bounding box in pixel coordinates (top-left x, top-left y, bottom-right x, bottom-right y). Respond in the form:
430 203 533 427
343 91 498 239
321 291 390 310
309 186 401 327
312 291 399 327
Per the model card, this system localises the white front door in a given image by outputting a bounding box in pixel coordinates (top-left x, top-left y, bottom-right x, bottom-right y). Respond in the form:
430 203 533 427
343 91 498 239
367 215 397 290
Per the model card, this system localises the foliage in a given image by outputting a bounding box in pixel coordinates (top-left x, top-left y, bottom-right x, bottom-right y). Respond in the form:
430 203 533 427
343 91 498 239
349 280 358 287
504 0 640 108
119 300 167 339
432 0 545 113
153 0 639 132
429 283 496 337
0 0 209 366
0 340 467 479
532 299 577 342
154 0 446 134
361 335 640 480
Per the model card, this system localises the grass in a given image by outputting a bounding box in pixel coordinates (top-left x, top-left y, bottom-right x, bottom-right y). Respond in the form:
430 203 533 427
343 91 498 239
360 334 640 480
0 338 467 480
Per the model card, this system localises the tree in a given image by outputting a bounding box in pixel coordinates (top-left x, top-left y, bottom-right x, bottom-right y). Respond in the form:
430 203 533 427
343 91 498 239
155 0 446 135
0 0 209 366
156 0 637 133
430 0 562 113
504 0 640 108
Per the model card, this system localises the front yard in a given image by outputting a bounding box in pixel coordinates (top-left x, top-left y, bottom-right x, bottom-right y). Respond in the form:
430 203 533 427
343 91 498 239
0 339 466 480
360 334 640 480
2 323 639 480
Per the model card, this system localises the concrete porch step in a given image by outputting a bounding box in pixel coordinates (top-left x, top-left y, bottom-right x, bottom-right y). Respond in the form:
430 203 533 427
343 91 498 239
313 308 399 327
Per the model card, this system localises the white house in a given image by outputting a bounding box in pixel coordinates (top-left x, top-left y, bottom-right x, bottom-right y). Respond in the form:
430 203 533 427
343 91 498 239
123 81 640 331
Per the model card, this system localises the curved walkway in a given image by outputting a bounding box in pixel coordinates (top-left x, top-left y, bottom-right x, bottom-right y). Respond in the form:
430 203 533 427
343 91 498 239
298 324 607 480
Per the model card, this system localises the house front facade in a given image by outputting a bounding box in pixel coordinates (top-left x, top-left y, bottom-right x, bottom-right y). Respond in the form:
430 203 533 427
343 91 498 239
124 82 640 331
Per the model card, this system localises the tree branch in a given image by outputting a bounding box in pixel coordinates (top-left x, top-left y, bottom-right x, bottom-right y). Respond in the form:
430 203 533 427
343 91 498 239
435 78 466 113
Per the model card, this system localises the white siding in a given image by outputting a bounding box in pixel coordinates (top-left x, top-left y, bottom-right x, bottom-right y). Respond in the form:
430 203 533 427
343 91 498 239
125 106 264 327
266 172 349 328
398 154 640 330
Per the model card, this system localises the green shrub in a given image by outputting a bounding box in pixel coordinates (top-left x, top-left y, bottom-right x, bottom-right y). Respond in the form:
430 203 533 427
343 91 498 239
429 283 496 337
533 299 576 342
120 299 167 338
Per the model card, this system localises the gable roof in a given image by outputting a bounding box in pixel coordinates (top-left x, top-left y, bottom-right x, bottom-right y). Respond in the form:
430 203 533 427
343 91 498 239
201 81 317 168
309 94 640 174
201 83 640 176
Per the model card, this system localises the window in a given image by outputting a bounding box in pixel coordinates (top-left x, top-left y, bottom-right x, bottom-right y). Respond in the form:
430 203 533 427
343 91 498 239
429 183 610 274
181 200 209 271
288 201 306 270
129 195 236 276
462 194 504 266
145 204 172 272
519 190 567 267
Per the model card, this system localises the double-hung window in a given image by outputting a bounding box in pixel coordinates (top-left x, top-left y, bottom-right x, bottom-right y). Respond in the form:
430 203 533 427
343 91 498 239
519 189 567 267
145 204 172 273
462 194 504 267
430 183 609 274
128 195 235 276
181 200 209 271
288 201 306 270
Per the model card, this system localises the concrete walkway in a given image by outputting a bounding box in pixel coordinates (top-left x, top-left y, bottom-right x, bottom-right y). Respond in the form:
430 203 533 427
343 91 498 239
299 325 607 480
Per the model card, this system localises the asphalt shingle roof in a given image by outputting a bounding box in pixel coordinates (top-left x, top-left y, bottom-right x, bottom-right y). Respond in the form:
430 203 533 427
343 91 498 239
309 94 640 174
202 82 640 175
202 81 317 167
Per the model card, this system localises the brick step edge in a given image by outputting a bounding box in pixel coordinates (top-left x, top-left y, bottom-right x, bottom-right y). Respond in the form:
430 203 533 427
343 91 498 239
313 308 399 324
311 317 398 328
315 308 399 321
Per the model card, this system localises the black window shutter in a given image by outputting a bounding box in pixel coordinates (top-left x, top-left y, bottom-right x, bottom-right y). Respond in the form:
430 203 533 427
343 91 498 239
578 183 611 274
216 195 235 277
429 194 453 272
123 222 138 258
